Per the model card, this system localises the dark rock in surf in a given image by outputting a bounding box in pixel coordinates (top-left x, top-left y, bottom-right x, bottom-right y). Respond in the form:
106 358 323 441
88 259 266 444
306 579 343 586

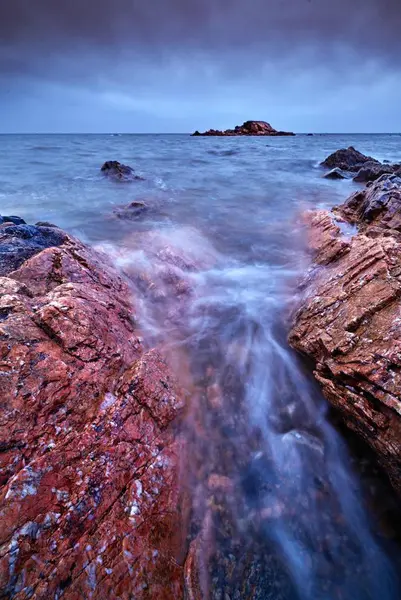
35 221 59 228
323 168 349 180
353 161 401 183
192 120 295 137
113 201 148 220
321 146 379 172
101 160 144 182
0 223 68 276
0 215 26 226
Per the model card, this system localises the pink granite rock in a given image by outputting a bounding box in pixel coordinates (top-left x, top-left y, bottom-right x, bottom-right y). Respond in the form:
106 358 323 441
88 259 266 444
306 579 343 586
0 228 187 598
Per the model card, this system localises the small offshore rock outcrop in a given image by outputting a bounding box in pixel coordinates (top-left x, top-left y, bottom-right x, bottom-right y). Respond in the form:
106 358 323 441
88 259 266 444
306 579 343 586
289 174 401 494
0 215 26 226
0 221 186 598
192 120 295 137
321 147 400 183
101 160 144 182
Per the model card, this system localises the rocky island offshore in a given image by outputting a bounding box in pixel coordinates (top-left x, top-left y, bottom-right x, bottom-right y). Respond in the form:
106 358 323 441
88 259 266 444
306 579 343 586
192 120 295 137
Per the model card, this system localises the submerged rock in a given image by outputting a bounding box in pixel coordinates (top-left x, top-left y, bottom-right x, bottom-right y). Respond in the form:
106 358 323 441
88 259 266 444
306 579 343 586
289 174 401 494
0 222 186 598
113 200 148 219
323 168 349 180
101 160 144 182
192 120 295 137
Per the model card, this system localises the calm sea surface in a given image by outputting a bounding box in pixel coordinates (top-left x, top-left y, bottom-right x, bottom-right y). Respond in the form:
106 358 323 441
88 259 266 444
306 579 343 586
2 133 401 598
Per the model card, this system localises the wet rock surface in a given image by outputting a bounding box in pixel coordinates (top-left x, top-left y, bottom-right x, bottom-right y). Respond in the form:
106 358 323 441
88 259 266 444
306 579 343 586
338 173 401 229
113 201 148 220
192 121 295 137
99 223 401 599
101 160 144 182
0 222 187 598
0 216 26 226
289 174 401 494
323 168 350 180
321 146 380 172
321 147 400 183
0 223 68 276
353 161 400 183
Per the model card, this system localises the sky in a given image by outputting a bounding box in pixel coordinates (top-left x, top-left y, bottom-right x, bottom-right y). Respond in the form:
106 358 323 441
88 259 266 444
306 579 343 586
1 0 400 133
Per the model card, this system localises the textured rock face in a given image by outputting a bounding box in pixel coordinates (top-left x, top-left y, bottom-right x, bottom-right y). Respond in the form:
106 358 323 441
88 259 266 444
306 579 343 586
0 224 68 276
192 120 295 137
289 175 401 494
0 227 186 598
338 174 401 229
353 161 400 183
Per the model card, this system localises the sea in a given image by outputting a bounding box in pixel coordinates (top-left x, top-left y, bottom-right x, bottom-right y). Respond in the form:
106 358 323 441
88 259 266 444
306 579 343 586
1 133 401 599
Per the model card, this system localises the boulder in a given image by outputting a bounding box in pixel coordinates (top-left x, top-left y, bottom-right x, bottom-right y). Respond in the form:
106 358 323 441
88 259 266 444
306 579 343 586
192 120 295 137
338 174 401 228
321 146 379 171
0 223 68 276
289 175 401 495
101 160 144 182
0 223 187 598
0 215 26 226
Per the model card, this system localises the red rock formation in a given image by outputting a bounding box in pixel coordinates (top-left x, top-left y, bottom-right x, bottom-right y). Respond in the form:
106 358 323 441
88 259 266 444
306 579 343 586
192 120 295 137
0 226 187 598
289 175 401 494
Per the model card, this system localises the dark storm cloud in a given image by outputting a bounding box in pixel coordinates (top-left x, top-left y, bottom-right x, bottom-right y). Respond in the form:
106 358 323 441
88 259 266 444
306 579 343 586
1 0 400 79
1 0 400 133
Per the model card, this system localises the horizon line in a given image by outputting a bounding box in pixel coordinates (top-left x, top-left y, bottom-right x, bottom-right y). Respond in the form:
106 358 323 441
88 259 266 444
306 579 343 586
1 132 401 136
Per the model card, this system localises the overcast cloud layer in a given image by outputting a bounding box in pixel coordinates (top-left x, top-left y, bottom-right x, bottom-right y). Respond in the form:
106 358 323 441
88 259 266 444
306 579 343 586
1 0 400 132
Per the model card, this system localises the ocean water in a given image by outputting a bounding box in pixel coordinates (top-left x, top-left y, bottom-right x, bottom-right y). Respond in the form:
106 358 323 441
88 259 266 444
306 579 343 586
1 133 401 598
